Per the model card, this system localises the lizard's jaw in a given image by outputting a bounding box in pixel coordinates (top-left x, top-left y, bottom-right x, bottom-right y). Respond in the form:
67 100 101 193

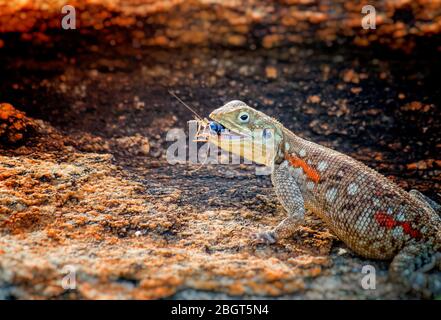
205 120 253 150
202 120 277 166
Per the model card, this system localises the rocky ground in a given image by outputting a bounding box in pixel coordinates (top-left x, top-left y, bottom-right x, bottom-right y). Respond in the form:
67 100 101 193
0 0 440 300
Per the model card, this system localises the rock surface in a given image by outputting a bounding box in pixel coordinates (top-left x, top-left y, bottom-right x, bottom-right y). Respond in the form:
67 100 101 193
0 115 335 299
0 103 35 144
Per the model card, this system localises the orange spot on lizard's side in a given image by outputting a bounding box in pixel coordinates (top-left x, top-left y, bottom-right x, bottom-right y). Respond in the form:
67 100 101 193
285 153 320 183
374 212 396 229
374 212 422 239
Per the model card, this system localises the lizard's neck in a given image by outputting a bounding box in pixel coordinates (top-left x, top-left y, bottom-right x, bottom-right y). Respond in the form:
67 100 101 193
273 127 304 163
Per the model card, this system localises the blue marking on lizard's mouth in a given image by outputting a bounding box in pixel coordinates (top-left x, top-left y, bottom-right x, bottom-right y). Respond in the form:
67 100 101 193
209 121 225 135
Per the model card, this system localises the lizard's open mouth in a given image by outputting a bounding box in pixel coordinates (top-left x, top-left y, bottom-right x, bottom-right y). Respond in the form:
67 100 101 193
194 120 249 142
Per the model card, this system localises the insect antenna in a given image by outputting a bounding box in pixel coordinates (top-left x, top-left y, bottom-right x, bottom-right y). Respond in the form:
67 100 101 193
168 90 211 172
168 90 204 121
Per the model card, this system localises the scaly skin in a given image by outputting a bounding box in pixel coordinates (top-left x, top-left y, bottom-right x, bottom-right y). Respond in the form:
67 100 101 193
204 100 441 297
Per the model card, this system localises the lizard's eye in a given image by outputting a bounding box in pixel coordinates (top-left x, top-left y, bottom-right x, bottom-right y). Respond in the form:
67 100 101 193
238 111 249 123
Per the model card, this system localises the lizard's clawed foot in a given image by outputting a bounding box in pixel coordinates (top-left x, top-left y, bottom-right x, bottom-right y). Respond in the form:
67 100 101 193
251 230 277 245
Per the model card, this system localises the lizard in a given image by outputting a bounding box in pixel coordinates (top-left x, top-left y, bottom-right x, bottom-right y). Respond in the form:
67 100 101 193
196 100 441 297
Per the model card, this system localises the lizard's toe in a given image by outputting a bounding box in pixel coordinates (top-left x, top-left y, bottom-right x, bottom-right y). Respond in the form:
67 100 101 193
251 230 277 245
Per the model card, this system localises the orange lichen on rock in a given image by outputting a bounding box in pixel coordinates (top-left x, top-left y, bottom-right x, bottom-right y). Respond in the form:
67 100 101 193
307 95 321 104
406 159 440 170
0 103 36 144
265 66 278 79
342 69 360 84
401 101 433 112
0 0 441 51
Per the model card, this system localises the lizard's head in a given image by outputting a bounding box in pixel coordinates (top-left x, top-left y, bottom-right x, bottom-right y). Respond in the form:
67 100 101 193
203 100 284 166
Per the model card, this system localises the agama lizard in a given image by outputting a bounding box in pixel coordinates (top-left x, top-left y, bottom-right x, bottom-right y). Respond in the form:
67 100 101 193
198 100 441 296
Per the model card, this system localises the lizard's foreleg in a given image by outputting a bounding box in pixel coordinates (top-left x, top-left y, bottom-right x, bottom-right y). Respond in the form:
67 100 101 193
253 161 305 244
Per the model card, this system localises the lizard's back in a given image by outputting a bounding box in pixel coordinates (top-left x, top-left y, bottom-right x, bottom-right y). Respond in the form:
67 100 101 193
285 134 441 259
